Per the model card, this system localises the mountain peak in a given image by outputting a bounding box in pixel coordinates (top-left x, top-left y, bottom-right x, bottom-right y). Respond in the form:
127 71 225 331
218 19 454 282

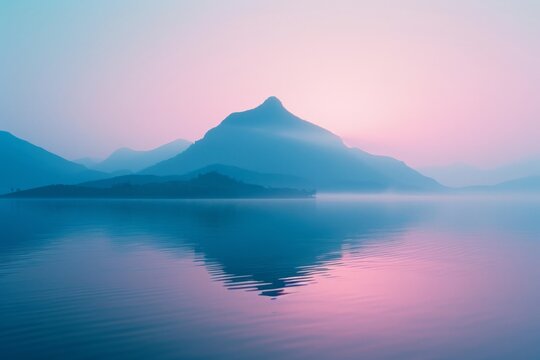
259 96 284 109
219 96 291 128
211 95 346 148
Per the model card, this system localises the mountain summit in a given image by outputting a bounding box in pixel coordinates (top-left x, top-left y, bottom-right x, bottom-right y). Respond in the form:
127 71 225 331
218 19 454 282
260 96 283 108
143 97 441 192
210 97 344 148
220 96 294 127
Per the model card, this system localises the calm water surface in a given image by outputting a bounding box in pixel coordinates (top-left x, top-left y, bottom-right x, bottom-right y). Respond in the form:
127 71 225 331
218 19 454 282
1 196 540 359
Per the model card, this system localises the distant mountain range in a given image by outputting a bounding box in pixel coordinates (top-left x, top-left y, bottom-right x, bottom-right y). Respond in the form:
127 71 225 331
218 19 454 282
463 175 540 193
4 172 314 199
0 131 105 194
1 98 443 194
76 139 191 173
5 97 488 195
4 93 540 195
143 97 441 192
8 96 540 195
420 159 540 188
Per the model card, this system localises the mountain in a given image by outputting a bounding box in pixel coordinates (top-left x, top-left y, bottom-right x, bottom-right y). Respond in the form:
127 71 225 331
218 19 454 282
92 139 191 173
143 97 442 192
82 164 311 190
0 131 105 194
4 172 314 199
493 176 540 192
420 158 540 188
465 175 540 193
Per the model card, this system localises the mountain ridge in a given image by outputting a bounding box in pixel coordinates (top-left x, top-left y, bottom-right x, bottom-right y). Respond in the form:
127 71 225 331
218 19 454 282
90 138 191 173
143 97 442 192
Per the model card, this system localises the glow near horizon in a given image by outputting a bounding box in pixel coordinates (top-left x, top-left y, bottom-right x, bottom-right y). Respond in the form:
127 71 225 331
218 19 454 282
0 0 539 167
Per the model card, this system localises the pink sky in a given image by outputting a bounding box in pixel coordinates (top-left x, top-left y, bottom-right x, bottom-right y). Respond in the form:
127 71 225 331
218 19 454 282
1 1 539 167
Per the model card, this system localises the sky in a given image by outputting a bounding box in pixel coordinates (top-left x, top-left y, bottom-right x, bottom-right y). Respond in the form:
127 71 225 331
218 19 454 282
1 0 539 167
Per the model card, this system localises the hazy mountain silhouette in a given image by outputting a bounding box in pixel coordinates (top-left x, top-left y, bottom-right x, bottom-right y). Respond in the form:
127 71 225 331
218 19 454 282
4 172 314 199
493 176 540 192
464 175 540 193
80 164 310 189
143 97 441 192
0 131 106 194
420 158 540 188
90 139 191 173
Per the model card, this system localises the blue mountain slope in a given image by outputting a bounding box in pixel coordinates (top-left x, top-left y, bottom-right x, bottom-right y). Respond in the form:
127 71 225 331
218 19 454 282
0 131 105 194
143 97 442 192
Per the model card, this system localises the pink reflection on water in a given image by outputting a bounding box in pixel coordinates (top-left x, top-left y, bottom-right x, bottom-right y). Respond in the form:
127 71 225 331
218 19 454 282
267 228 539 358
4 216 540 359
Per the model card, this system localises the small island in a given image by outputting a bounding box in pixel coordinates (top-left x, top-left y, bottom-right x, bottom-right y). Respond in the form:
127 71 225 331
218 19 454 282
3 172 315 199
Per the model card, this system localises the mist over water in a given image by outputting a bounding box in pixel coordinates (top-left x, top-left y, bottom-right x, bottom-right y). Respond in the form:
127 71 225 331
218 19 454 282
1 196 540 359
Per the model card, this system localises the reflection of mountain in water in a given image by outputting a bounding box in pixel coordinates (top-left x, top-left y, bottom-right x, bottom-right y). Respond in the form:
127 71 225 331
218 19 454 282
0 199 424 297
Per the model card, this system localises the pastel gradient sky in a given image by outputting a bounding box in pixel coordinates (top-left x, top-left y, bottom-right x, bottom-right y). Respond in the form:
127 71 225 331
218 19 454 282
1 0 539 167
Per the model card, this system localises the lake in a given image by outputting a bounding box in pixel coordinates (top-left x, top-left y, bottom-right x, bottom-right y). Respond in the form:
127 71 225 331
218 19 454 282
1 196 540 359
